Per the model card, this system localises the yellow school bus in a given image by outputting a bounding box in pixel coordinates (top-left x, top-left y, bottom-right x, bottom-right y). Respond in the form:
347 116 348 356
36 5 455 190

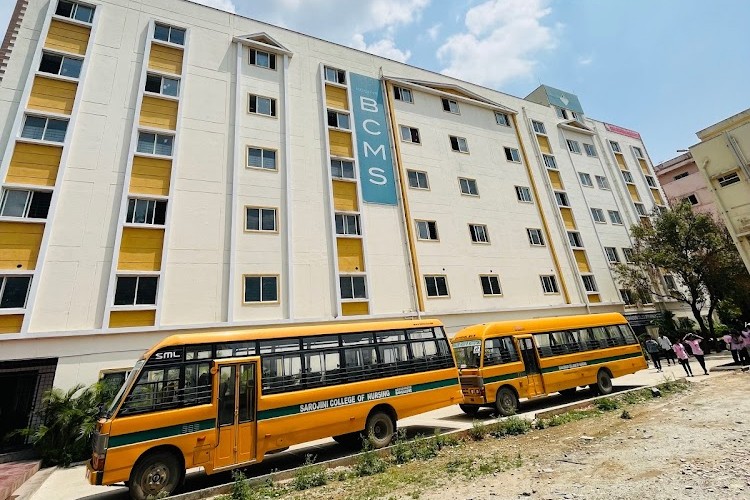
450 313 647 416
86 319 461 499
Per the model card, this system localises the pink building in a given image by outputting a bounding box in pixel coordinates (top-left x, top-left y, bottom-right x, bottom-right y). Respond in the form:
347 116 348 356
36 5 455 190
654 152 720 218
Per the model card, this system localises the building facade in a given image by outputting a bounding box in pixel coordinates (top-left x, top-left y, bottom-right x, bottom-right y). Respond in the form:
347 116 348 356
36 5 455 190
689 108 750 273
0 0 676 440
654 152 721 218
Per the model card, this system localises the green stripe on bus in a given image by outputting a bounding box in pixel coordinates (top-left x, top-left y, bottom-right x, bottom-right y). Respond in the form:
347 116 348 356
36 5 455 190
257 377 460 420
108 418 215 448
483 372 526 384
540 351 643 374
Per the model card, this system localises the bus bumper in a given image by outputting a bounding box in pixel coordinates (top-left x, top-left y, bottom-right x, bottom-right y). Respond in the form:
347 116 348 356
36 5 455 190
85 461 103 486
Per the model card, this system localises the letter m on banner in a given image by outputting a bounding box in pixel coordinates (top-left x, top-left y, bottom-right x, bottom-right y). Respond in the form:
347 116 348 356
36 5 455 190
349 73 398 205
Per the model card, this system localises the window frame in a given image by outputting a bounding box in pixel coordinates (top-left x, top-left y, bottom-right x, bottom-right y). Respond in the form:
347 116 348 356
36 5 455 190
249 49 277 70
407 170 429 190
583 143 597 157
245 206 278 232
248 94 277 117
458 177 479 196
55 0 95 24
449 135 469 153
645 175 657 188
515 185 532 203
526 228 545 246
542 154 557 169
540 275 559 294
532 120 547 135
683 194 699 206
137 131 174 157
334 212 361 236
582 274 598 293
441 98 460 114
717 172 741 187
327 109 350 130
424 275 449 298
469 223 490 244
125 197 167 226
144 73 180 98
622 247 635 264
153 23 185 45
415 220 439 241
243 275 280 304
247 146 277 171
554 191 570 207
608 210 623 225
20 114 68 143
38 51 83 79
113 275 158 307
579 172 593 187
634 202 648 216
393 86 413 103
591 207 606 223
620 289 636 305
339 275 367 300
604 247 620 263
566 139 581 154
324 66 346 85
609 140 621 153
596 175 610 190
0 189 52 220
505 147 521 163
480 275 503 296
567 231 584 248
399 125 421 144
331 158 355 180
633 146 644 159
621 170 634 184
495 112 510 126
0 275 32 309
674 172 689 180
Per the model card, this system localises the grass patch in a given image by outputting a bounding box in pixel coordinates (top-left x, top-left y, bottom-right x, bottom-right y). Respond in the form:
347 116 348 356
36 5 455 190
487 416 532 437
446 452 523 480
620 410 632 419
535 408 601 429
595 397 621 411
391 429 460 464
467 420 488 441
291 455 327 491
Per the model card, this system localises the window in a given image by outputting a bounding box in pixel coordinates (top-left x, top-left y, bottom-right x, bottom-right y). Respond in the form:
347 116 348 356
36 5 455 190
248 94 276 117
399 125 420 144
634 203 648 216
583 143 597 157
21 115 68 142
393 86 413 103
645 176 657 188
407 170 429 189
505 147 521 162
416 220 438 241
604 247 620 263
622 247 635 263
424 275 449 297
335 213 360 236
246 207 277 232
578 172 593 187
114 276 158 306
633 146 644 158
515 186 532 203
145 74 179 97
331 159 355 179
0 189 52 219
620 289 636 305
137 132 173 156
555 107 568 119
327 110 350 130
542 154 557 169
567 231 583 248
495 112 510 126
244 275 279 303
153 23 185 45
591 208 606 223
637 287 653 305
609 140 621 153
324 66 346 85
249 49 276 70
621 170 634 184
717 172 741 187
683 194 699 206
527 228 545 246
449 136 469 153
571 111 581 121
247 147 277 170
596 175 610 190
55 1 94 23
673 172 689 181
555 191 570 207
582 275 598 293
0 276 31 309
39 52 83 78
126 198 167 225
540 275 559 294
469 224 489 243
459 177 478 196
532 120 546 134
608 210 623 224
484 337 519 365
664 274 677 290
480 275 502 296
441 98 460 114
567 139 581 154
340 276 366 300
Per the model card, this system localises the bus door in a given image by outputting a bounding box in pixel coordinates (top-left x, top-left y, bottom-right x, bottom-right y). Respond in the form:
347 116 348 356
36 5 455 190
516 336 546 397
213 357 259 470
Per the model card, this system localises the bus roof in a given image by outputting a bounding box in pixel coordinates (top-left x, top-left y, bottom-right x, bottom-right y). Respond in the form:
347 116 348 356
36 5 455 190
451 313 628 342
143 318 444 359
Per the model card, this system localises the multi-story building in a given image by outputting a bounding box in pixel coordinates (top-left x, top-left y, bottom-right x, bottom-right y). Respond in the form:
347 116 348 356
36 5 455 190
689 108 750 273
0 0 676 440
654 152 721 218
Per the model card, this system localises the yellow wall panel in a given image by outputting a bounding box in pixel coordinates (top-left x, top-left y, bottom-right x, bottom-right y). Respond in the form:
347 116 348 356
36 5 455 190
118 227 164 271
45 19 90 55
615 153 627 170
560 207 576 230
337 238 365 272
342 301 369 316
109 310 156 328
28 76 78 115
639 158 650 174
537 135 551 154
587 294 601 303
573 249 590 273
139 96 178 130
0 222 44 270
332 180 358 212
329 129 353 158
548 169 564 190
130 156 172 196
0 314 24 334
651 189 664 205
628 184 641 202
7 143 62 186
325 85 348 110
148 44 183 75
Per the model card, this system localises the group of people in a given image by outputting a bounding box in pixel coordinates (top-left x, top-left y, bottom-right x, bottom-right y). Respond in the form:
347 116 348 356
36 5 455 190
722 328 750 366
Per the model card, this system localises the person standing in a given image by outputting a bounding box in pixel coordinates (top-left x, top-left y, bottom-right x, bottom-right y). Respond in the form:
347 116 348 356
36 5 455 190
723 331 743 364
658 334 675 366
738 329 750 366
644 337 662 372
683 333 709 375
672 339 693 377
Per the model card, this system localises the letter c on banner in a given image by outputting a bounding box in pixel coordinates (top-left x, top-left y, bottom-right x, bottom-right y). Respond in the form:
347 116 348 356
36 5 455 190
362 119 381 135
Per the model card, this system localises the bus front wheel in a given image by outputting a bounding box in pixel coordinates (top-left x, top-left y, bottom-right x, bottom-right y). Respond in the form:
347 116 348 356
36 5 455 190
365 410 395 448
494 387 518 416
459 404 480 416
129 450 183 500
592 369 613 395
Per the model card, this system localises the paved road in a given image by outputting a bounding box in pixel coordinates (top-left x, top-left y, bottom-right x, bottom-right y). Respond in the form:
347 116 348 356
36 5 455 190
19 353 736 500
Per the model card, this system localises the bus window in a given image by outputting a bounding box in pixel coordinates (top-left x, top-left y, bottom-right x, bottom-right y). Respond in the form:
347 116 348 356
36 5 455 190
217 342 256 358
605 325 626 346
260 338 300 354
120 366 180 414
303 350 341 387
483 337 519 365
186 346 212 360
342 332 374 346
616 324 639 344
238 364 255 423
343 345 378 381
261 353 302 394
303 335 339 350
452 340 481 368
184 362 211 405
533 333 555 357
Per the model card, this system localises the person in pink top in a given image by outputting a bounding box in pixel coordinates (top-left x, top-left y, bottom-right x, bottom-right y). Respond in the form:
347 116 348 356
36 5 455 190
683 333 709 375
672 339 693 377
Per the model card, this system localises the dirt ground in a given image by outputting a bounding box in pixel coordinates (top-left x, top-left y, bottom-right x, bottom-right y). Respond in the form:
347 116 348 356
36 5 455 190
284 372 750 500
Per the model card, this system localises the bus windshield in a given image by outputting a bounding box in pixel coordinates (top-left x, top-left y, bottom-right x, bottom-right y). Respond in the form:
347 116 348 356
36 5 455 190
452 340 482 369
105 359 144 417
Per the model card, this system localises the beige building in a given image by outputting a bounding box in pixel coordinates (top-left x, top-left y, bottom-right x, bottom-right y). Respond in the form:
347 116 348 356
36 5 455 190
689 108 750 273
654 152 720 218
0 0 678 442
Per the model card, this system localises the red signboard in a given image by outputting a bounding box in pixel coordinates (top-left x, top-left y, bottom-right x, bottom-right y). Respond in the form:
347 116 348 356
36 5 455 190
604 123 641 140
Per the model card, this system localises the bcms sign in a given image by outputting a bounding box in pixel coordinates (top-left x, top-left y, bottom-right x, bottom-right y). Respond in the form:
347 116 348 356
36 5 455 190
349 73 398 206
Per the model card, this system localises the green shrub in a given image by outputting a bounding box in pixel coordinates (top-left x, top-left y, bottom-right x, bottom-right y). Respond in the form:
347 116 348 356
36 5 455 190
467 420 487 440
353 440 388 477
595 397 620 411
489 416 531 437
291 455 327 491
228 470 252 500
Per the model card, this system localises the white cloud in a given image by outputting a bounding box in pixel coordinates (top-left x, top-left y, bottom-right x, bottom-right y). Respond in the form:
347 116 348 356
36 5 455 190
577 55 593 66
192 0 237 13
437 0 556 88
351 34 411 63
426 23 441 41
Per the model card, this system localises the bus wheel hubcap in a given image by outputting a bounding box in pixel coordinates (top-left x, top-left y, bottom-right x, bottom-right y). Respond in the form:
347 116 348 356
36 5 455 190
146 465 168 489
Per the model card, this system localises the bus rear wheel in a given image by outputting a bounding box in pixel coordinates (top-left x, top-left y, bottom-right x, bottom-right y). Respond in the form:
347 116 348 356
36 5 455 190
459 404 480 416
494 387 518 416
592 369 613 395
365 410 395 448
129 450 183 500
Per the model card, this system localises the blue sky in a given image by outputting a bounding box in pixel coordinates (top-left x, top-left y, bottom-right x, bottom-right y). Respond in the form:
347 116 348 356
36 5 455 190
2 0 747 164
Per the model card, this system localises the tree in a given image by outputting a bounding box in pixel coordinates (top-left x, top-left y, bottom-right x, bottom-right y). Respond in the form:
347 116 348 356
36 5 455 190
614 201 750 345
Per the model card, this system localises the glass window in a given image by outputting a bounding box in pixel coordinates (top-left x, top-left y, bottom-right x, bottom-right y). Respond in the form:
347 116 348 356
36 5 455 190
0 276 31 308
249 49 276 70
505 147 521 162
120 365 180 414
495 112 510 126
424 275 448 297
480 275 502 295
335 213 360 236
137 132 173 156
56 1 94 23
244 276 278 303
416 220 438 240
324 66 346 85
515 186 532 202
579 172 593 186
393 86 412 103
21 116 68 142
449 136 469 153
154 24 185 45
126 198 167 225
327 110 350 130
245 207 277 231
340 275 366 299
459 177 479 195
407 170 429 189
114 276 157 306
441 98 460 114
567 140 581 154
331 159 355 179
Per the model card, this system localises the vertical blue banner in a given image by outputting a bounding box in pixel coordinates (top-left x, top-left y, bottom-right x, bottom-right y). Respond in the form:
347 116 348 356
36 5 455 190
349 73 398 205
